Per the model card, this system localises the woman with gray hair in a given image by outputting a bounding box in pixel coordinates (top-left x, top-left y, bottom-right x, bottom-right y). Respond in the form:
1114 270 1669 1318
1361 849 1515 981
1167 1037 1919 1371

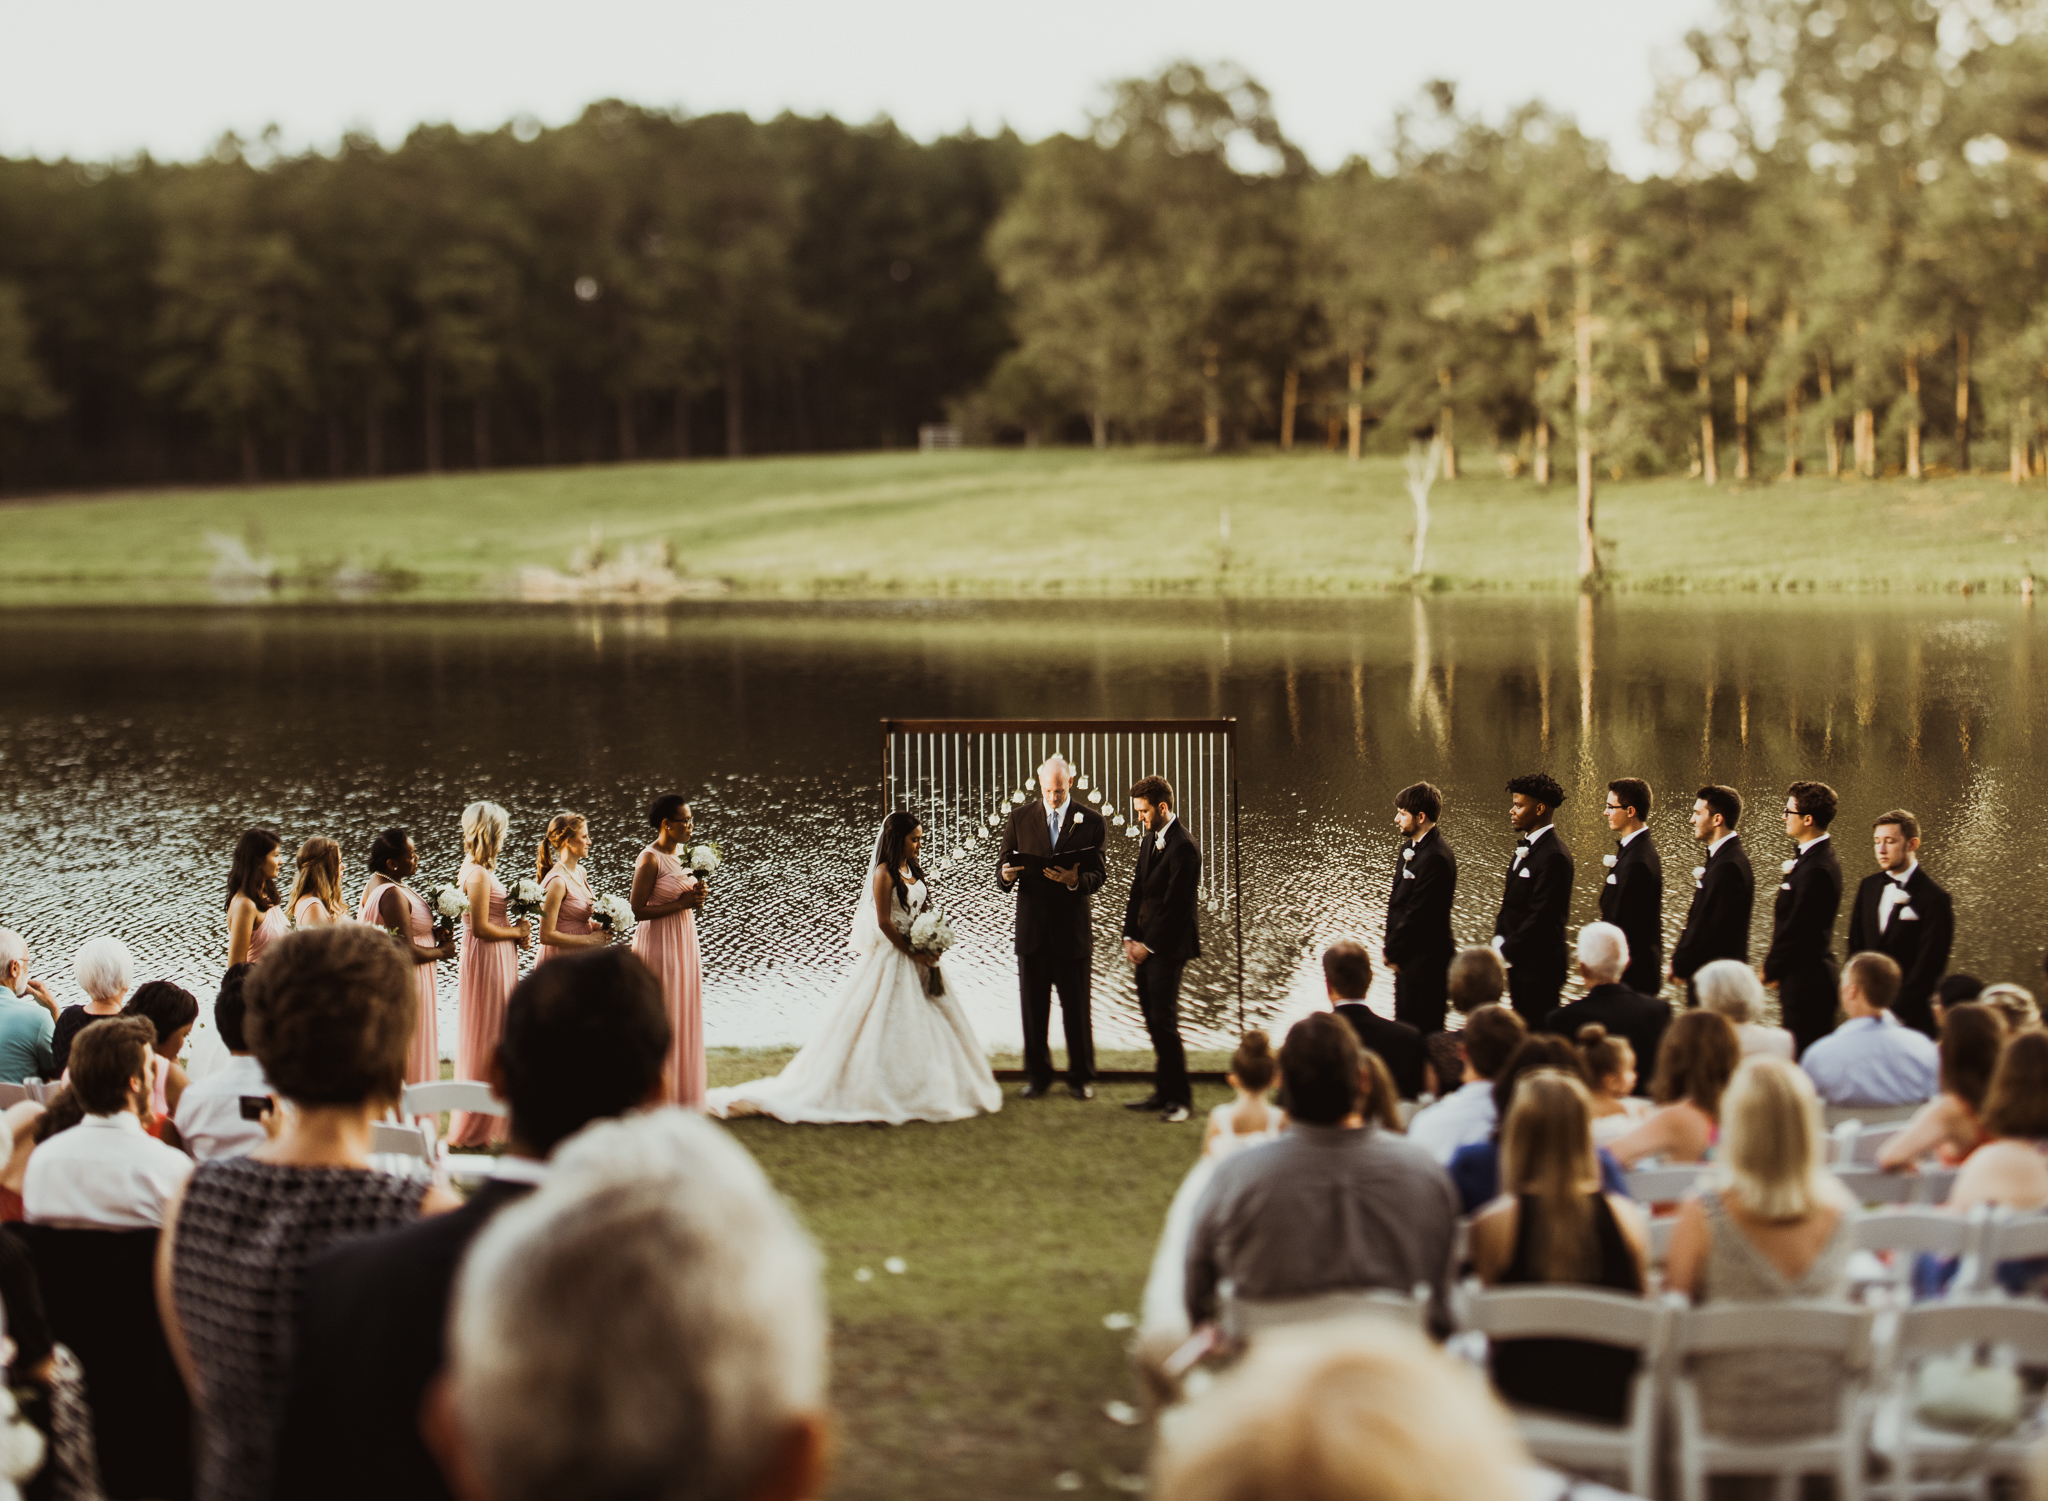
51 933 133 1074
1692 958 1794 1060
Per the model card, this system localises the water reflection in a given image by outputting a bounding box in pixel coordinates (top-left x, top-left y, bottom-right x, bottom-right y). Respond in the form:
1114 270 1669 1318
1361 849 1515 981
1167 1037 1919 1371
0 596 2043 1058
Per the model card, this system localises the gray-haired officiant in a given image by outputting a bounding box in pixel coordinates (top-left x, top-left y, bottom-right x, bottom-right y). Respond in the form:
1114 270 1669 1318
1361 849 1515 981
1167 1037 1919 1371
998 755 1106 1100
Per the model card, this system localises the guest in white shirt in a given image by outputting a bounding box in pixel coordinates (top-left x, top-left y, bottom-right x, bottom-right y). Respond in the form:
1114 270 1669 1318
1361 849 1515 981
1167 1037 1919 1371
1405 1004 1526 1165
1694 959 1795 1060
1800 952 1940 1107
172 964 275 1162
24 1016 193 1229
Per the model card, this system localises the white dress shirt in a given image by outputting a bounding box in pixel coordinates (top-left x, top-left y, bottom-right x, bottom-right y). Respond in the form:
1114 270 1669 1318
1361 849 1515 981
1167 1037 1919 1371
1707 830 1737 857
1405 1079 1497 1166
24 1110 194 1229
172 1052 274 1162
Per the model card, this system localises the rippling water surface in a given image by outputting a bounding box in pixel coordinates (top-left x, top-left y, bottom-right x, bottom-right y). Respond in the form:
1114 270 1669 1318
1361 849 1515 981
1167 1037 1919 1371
1 596 2041 1060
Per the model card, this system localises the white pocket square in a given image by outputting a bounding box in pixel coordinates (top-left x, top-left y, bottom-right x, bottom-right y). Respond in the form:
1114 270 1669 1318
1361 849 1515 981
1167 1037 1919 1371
1401 869 1416 880
1518 867 1532 879
1898 907 1919 920
1605 874 1617 885
1780 882 1792 891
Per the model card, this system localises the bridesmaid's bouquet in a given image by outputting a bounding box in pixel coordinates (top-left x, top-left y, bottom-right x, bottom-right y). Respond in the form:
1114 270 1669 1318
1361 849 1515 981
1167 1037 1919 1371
506 877 546 922
908 907 957 998
689 843 722 880
591 892 637 935
428 883 470 929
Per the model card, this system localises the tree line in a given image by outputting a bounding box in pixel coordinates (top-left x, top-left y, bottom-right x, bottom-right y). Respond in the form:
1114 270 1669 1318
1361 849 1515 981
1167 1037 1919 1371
4 0 2047 547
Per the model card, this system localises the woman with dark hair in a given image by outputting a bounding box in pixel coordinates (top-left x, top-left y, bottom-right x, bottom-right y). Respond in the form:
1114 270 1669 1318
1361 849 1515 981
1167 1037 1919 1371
355 827 455 1086
533 812 606 966
121 978 199 1134
1607 1009 1741 1168
630 794 709 1106
226 828 286 967
1448 1035 1630 1215
706 811 1000 1123
1878 1001 2005 1169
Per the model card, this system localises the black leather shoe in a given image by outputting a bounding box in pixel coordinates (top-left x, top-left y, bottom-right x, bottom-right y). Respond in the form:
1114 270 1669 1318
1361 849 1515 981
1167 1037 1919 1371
1019 1082 1051 1100
1068 1084 1096 1101
1123 1095 1166 1112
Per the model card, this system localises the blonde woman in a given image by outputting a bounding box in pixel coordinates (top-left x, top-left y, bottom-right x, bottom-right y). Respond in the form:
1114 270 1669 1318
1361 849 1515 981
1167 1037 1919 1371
535 813 606 965
1470 1071 1649 1423
1664 1057 1856 1441
452 802 530 1146
287 837 348 928
1979 982 2041 1034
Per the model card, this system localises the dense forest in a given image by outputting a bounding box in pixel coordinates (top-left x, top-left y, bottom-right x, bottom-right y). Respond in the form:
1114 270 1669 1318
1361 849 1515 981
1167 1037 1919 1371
3 0 2047 506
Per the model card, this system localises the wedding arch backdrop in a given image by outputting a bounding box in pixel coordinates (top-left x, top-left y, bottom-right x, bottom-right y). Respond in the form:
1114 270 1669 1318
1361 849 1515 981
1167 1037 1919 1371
880 718 1244 1026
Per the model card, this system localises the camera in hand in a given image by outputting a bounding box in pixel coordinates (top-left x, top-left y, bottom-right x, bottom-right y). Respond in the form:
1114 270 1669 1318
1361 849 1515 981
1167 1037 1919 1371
238 1095 273 1121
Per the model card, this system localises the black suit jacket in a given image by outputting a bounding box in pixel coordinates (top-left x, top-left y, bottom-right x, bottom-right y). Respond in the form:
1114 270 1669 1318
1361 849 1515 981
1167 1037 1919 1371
1384 828 1457 967
1670 834 1755 979
1122 818 1201 964
273 1177 535 1501
1494 829 1574 977
998 797 1108 959
1597 831 1663 994
1847 864 1954 1035
1334 1002 1430 1101
1541 984 1672 1097
1764 836 1844 982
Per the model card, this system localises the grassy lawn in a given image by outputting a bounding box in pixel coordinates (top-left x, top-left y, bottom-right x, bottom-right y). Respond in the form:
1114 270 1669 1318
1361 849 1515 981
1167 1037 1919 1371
706 1046 1230 1501
2 446 2041 603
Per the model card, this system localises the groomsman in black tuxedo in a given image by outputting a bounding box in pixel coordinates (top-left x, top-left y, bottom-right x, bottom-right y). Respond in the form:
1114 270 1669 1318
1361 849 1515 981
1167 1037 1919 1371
1846 808 1954 1040
1598 778 1664 996
1670 784 1754 999
1493 772 1574 1028
1384 781 1458 1034
999 754 1108 1099
1122 775 1202 1123
1764 780 1845 1058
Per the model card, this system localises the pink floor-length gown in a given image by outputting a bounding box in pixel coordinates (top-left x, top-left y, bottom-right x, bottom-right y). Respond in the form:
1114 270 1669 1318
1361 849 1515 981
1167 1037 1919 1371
451 862 514 1146
360 881 441 1086
534 866 595 966
631 845 705 1107
245 904 288 963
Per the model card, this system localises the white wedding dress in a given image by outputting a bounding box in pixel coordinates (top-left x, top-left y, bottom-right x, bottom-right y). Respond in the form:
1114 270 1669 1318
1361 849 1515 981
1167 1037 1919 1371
705 871 1002 1125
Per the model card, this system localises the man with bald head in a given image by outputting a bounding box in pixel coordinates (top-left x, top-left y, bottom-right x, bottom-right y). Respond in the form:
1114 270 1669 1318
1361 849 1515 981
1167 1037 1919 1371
999 755 1108 1099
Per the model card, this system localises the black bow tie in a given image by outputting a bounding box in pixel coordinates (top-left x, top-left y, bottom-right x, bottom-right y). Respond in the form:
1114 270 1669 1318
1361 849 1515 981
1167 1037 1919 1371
1515 837 1531 850
1890 875 1910 890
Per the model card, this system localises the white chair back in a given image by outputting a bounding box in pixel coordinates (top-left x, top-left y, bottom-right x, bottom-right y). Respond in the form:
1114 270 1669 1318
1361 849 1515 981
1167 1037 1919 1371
1626 1165 1708 1203
1830 1167 1919 1207
369 1121 433 1159
1853 1208 1977 1259
401 1080 504 1118
1823 1102 1921 1130
1876 1297 2048 1499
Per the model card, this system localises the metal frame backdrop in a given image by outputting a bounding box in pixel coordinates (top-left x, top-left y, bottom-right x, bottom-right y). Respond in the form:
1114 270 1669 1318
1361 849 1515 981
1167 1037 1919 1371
880 718 1245 1028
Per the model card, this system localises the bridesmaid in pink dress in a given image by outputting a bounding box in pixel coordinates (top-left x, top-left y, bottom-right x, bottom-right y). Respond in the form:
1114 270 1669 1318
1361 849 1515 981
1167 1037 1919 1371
630 795 709 1107
452 801 529 1146
534 812 609 967
225 828 287 965
359 827 457 1086
286 836 348 929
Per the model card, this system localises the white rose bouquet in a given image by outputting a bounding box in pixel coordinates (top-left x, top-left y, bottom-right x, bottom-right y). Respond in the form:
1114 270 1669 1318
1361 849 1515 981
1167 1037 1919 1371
591 892 637 935
908 906 957 997
428 882 470 929
689 842 722 880
506 877 546 922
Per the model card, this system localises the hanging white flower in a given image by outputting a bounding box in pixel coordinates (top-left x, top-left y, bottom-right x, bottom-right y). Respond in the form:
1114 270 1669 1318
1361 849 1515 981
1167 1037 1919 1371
1011 791 1026 805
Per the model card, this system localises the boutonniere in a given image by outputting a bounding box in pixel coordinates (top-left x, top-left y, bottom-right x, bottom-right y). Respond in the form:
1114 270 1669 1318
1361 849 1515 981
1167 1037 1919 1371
1781 858 1797 874
1602 854 1617 868
1402 847 1415 861
1691 866 1705 880
1072 812 1085 825
1155 833 1166 850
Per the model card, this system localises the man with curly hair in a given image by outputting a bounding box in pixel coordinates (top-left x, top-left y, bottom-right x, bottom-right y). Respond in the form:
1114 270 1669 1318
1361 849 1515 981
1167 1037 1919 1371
1492 772 1574 1027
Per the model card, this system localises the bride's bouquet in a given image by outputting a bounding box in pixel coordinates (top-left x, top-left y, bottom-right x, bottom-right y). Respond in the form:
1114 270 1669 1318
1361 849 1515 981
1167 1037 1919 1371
908 906 957 997
591 892 637 935
427 882 469 930
506 877 546 923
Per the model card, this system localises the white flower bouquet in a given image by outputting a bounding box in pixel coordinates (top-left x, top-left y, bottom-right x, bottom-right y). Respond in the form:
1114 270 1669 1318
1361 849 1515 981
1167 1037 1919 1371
591 892 636 935
506 877 546 922
689 842 722 880
428 882 470 928
908 906 957 997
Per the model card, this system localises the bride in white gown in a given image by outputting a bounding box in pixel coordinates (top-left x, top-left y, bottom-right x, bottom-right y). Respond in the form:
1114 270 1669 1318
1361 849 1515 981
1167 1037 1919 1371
706 812 1002 1125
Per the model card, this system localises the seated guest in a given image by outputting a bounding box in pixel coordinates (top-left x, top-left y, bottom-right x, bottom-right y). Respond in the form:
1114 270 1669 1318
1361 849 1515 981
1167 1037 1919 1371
1424 947 1508 1106
1148 1319 1530 1501
0 929 57 1084
1607 1009 1741 1167
1407 1003 1525 1165
1447 1036 1628 1216
1948 1030 2048 1216
119 978 199 1133
1932 973 1985 1030
1800 952 1939 1107
51 935 130 1074
1184 1013 1459 1335
1201 1029 1283 1159
1877 1001 2004 1170
276 947 674 1501
1664 1057 1856 1442
0 1098 43 1220
23 1017 193 1229
1540 923 1669 1092
1576 1024 1649 1143
1469 1071 1650 1423
1324 941 1429 1101
1979 982 2040 1034
162 924 460 1501
429 1110 828 1501
1694 958 1794 1060
1360 1053 1404 1132
170 965 272 1162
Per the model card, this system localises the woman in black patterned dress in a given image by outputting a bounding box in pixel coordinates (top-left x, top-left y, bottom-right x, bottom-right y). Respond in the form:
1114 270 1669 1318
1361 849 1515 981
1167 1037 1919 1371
158 924 458 1501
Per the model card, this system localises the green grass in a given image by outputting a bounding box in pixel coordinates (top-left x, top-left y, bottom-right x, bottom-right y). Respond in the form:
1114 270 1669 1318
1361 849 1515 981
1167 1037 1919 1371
706 1046 1230 1501
3 446 2042 604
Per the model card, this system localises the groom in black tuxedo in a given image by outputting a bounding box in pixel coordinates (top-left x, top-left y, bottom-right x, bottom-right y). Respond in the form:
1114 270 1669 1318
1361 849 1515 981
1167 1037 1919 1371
1493 772 1574 1028
1846 808 1954 1039
1122 774 1201 1123
1384 781 1458 1034
1764 780 1845 1058
1670 783 1754 998
998 755 1107 1099
1598 778 1663 997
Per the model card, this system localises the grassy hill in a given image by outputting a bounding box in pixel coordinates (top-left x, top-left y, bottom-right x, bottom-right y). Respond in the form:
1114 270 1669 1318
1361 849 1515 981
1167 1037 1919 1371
3 446 2042 604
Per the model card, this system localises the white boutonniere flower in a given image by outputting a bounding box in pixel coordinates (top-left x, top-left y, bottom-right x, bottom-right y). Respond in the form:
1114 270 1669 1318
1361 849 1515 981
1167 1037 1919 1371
1155 833 1166 850
1781 858 1797 874
1073 812 1085 824
1691 866 1706 880
1602 854 1617 868
1402 847 1414 861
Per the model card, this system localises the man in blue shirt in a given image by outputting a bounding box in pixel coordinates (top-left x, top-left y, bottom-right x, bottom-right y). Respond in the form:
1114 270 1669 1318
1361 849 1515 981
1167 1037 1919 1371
1800 951 1939 1107
0 929 57 1084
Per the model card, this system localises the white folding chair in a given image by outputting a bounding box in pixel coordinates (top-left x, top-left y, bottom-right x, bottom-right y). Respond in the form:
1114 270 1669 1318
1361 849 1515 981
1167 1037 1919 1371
1649 1216 1680 1265
1834 1168 1921 1208
1912 1170 1959 1207
1672 1300 1874 1501
369 1119 436 1180
1627 1165 1708 1204
1463 1287 1667 1498
1873 1298 2048 1501
400 1079 505 1119
1219 1282 1430 1341
1397 1098 1423 1130
1827 1103 1923 1130
1960 1212 2048 1296
1852 1210 1982 1298
0 1083 30 1109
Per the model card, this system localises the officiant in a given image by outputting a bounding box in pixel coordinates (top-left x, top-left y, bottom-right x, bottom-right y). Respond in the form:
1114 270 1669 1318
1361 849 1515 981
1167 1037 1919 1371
999 755 1107 1100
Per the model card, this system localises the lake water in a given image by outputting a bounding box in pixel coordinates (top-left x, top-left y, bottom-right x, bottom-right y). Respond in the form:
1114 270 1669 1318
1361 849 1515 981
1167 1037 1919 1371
0 596 2040 1061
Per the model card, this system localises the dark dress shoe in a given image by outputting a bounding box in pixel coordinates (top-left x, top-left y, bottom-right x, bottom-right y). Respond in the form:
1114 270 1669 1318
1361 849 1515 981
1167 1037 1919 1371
1019 1082 1051 1100
1123 1095 1166 1112
1067 1083 1096 1101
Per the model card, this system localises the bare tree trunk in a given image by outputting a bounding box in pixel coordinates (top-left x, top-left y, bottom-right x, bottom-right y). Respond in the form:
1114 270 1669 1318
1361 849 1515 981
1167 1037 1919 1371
2013 396 2030 485
473 395 491 470
674 388 691 458
1856 406 1875 476
1279 366 1299 452
617 395 636 461
1436 367 1457 479
1574 240 1598 584
1782 308 1802 478
1346 351 1364 463
725 344 745 457
1090 411 1108 449
1818 349 1839 477
1535 417 1551 485
423 359 442 474
1405 435 1443 578
1732 292 1750 480
1904 346 1922 479
1202 343 1221 453
1696 315 1718 484
1955 329 1971 472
